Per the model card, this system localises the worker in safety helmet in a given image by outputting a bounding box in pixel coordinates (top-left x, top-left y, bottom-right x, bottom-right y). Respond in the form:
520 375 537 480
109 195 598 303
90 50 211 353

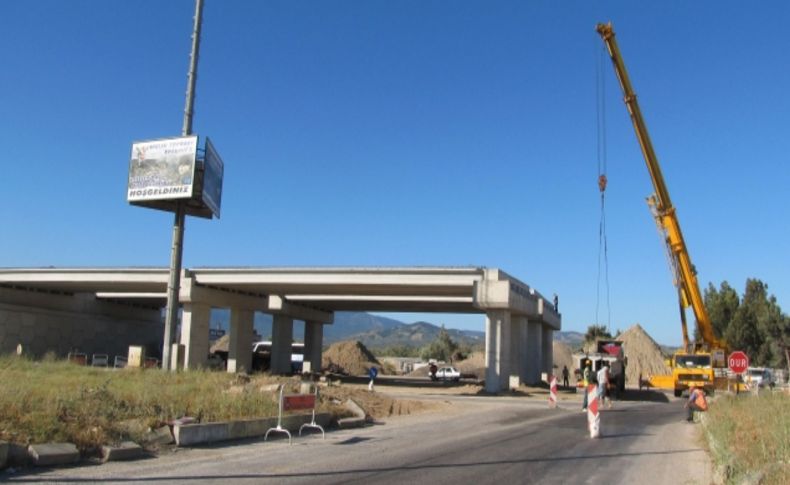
684 386 708 422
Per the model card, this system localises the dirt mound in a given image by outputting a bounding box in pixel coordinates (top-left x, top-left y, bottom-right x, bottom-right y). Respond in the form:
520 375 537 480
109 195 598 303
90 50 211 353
455 351 486 379
320 385 441 420
616 324 671 385
210 334 229 354
322 340 381 376
552 341 574 375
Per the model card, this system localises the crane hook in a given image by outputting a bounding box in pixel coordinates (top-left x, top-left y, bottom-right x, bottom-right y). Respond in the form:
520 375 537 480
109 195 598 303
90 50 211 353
598 174 608 192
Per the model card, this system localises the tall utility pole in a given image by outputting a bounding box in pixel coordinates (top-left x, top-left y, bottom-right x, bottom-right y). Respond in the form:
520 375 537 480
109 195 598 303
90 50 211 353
162 0 205 370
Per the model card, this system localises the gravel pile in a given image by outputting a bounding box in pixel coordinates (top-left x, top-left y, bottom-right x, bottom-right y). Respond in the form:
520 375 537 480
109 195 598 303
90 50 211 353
552 341 574 375
322 340 381 376
616 324 671 385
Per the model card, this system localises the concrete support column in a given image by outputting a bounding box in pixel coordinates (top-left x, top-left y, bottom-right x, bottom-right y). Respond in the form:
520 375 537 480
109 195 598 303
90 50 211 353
180 302 211 370
526 320 542 385
484 310 511 393
542 327 554 376
271 314 293 374
304 320 323 373
509 318 520 385
512 315 529 385
227 308 254 374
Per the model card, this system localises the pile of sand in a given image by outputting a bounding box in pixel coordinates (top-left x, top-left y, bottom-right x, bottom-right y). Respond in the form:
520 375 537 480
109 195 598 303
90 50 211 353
322 340 381 376
552 341 574 375
209 334 230 354
616 324 671 385
455 351 486 379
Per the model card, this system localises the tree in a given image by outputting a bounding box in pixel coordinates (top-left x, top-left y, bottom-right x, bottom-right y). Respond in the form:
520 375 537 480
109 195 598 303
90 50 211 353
584 324 612 344
703 281 739 340
420 326 458 362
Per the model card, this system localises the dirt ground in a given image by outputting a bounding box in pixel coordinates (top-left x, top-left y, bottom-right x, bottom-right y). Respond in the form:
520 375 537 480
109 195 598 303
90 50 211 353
319 383 448 419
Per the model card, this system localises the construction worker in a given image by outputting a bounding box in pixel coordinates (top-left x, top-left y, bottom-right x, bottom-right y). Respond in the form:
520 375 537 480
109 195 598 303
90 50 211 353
684 386 708 422
368 366 378 392
582 361 592 411
597 364 610 408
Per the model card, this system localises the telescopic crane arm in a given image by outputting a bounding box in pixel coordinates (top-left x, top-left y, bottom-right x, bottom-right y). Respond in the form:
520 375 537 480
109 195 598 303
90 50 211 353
595 22 722 352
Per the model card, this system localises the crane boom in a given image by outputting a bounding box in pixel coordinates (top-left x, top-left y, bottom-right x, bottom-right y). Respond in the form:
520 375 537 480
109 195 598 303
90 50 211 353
595 22 723 353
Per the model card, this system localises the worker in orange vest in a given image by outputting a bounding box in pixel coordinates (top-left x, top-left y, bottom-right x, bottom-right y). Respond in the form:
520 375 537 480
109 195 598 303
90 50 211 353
684 385 708 422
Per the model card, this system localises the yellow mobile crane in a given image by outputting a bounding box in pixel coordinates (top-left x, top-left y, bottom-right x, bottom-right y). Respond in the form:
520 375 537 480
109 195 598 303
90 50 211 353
596 23 726 396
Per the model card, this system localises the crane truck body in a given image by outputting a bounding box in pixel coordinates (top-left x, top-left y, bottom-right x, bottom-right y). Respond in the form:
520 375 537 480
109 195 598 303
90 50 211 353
596 23 726 396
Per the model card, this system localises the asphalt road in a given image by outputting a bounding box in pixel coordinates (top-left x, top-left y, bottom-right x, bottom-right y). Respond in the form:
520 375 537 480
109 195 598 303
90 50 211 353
4 392 712 485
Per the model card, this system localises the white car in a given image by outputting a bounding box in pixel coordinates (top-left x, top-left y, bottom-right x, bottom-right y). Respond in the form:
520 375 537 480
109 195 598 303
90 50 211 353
435 366 461 382
746 367 775 388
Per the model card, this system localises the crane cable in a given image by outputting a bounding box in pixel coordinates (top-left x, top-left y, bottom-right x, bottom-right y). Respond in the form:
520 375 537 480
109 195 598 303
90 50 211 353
595 43 612 333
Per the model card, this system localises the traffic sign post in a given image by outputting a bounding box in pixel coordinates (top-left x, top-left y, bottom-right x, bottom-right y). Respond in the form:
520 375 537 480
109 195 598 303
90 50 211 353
728 351 749 374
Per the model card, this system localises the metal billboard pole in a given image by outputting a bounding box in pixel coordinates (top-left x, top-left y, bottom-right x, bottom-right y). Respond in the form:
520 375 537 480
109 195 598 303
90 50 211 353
162 0 205 371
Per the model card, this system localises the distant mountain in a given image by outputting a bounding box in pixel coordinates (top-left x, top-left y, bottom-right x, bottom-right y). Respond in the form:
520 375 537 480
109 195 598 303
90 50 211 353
554 331 585 349
340 320 485 349
208 310 602 351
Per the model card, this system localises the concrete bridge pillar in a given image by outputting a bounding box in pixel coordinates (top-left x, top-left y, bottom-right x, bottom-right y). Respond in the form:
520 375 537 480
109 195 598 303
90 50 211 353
227 308 254 373
485 310 511 393
526 320 542 385
304 320 323 373
271 314 293 374
512 315 528 385
509 317 521 388
541 327 554 376
181 302 211 370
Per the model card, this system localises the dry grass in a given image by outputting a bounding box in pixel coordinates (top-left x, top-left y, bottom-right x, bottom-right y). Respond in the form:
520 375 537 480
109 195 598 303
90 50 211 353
705 391 790 484
0 355 281 452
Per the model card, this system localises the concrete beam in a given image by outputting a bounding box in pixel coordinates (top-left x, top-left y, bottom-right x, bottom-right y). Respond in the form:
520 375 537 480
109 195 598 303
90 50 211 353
180 278 267 311
538 297 561 330
473 278 539 317
267 295 333 324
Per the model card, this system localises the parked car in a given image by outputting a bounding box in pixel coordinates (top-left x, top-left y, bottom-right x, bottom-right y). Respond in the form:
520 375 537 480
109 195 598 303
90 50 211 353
435 366 461 382
746 367 775 389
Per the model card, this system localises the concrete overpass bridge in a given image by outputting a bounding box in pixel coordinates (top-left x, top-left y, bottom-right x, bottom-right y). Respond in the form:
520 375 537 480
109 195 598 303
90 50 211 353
0 267 560 392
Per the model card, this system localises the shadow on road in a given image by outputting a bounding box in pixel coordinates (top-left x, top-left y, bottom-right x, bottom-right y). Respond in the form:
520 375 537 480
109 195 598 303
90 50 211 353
7 448 705 483
614 389 671 403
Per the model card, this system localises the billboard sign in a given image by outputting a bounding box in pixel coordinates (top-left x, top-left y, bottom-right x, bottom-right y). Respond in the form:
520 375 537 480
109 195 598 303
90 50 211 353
202 137 224 218
127 135 198 202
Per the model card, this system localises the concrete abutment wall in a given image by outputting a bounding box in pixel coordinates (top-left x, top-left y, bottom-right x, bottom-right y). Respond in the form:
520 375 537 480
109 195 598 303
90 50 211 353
0 286 162 360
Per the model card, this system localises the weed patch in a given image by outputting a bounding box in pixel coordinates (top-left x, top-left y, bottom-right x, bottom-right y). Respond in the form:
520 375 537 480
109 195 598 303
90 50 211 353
704 392 789 484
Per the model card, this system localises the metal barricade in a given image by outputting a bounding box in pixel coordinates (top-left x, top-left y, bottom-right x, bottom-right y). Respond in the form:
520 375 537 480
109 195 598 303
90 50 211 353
91 354 109 367
264 385 324 445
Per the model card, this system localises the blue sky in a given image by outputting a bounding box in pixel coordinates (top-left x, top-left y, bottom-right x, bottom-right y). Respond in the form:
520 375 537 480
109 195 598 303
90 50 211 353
1 1 788 346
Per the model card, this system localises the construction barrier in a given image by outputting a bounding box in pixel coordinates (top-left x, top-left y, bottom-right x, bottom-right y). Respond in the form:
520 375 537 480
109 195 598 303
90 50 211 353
587 384 600 438
548 375 558 408
67 352 87 366
265 385 324 445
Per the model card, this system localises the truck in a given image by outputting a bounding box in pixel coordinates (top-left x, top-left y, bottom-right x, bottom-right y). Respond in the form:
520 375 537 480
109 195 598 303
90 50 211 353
572 339 627 396
596 23 727 396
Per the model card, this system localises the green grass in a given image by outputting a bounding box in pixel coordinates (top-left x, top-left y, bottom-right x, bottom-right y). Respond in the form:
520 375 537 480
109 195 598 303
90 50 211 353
704 391 790 484
0 355 294 452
